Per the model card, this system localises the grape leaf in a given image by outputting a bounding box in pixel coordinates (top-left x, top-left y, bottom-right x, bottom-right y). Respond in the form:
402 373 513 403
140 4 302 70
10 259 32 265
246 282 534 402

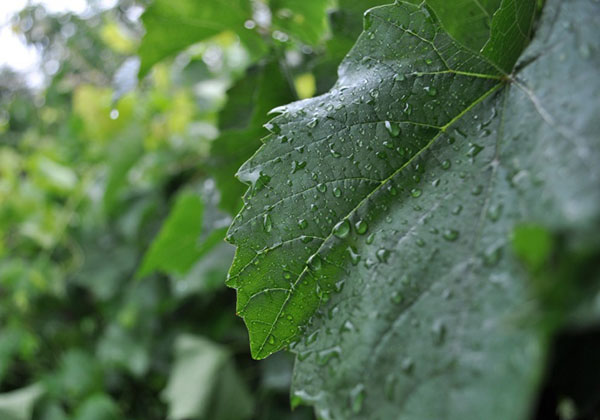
226 0 599 418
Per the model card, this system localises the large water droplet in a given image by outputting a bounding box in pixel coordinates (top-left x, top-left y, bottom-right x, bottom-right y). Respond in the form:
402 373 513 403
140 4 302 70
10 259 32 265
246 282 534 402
263 214 273 232
298 219 308 229
350 384 366 414
308 254 322 271
333 219 351 238
384 120 401 137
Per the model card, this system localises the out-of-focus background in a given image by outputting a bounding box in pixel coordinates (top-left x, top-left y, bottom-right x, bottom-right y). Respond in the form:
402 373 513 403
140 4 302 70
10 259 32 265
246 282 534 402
0 0 370 417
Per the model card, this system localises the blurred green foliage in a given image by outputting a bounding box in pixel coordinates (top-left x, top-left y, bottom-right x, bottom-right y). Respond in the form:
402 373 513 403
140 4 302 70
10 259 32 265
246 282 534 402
0 0 380 418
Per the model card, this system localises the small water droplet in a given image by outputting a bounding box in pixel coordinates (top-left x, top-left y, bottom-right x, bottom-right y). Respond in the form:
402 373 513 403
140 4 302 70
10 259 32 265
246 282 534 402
410 188 422 198
307 118 318 128
355 220 368 235
298 219 308 229
391 291 404 304
432 320 446 345
442 229 459 242
316 346 341 365
467 142 484 158
333 187 342 197
317 183 327 193
424 86 437 96
401 357 414 373
265 121 281 134
376 248 390 263
441 160 451 170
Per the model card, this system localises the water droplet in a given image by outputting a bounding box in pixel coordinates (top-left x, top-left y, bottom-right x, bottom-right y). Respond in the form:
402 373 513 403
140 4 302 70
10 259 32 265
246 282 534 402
424 86 437 96
410 188 422 198
442 229 459 242
452 204 463 215
376 248 390 263
366 233 375 245
471 185 483 196
307 118 318 128
347 246 361 265
391 291 404 304
467 142 484 158
355 220 368 235
432 320 446 345
364 12 374 30
333 187 342 197
350 384 366 414
109 109 119 120
341 319 355 332
441 160 451 170
308 254 322 271
263 214 273 232
384 120 401 137
298 219 308 229
401 357 414 373
394 73 406 82
483 245 503 267
265 122 281 134
333 219 351 238
292 160 306 173
317 346 341 365
317 183 327 193
487 203 503 222
268 335 276 345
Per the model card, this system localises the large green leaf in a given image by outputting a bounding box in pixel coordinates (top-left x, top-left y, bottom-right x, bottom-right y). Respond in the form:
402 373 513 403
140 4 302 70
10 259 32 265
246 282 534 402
226 0 600 418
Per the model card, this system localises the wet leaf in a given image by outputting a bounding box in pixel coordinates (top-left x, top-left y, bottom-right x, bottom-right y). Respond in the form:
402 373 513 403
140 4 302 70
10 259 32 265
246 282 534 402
227 0 600 418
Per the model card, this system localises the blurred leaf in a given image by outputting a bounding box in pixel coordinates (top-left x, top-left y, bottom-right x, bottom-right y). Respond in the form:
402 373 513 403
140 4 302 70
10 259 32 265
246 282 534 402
58 350 103 400
112 58 141 102
73 394 120 420
512 224 554 272
96 325 149 377
210 59 296 214
162 334 253 420
0 384 44 420
138 191 225 277
270 0 329 45
138 0 266 77
172 242 235 297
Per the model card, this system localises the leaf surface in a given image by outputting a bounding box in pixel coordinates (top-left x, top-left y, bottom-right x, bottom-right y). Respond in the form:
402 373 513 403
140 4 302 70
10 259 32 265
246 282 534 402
227 0 600 418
